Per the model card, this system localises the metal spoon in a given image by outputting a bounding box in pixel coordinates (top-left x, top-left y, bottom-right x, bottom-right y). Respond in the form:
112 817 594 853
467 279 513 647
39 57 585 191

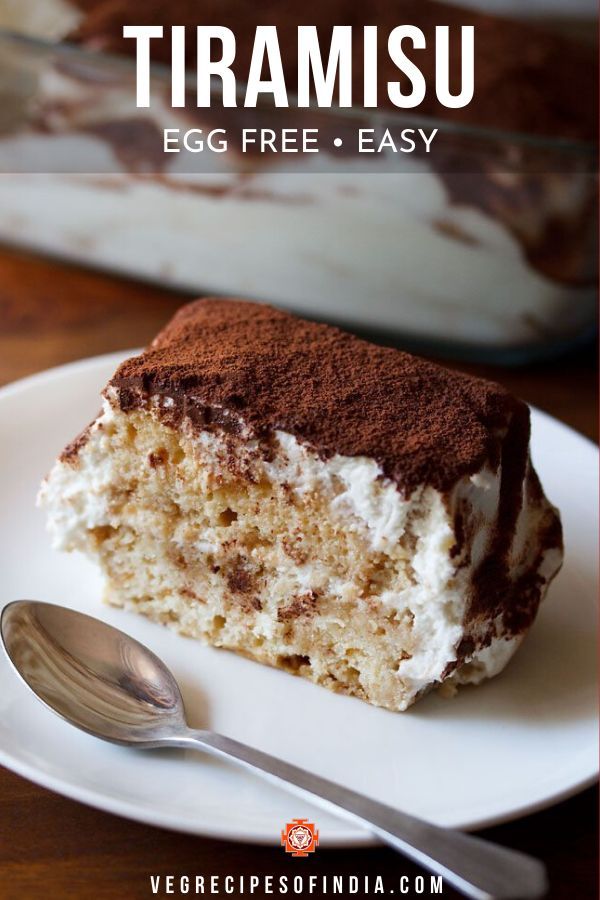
1 600 546 900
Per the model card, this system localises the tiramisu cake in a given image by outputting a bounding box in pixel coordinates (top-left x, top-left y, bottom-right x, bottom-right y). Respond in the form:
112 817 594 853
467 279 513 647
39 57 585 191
0 1 595 351
39 299 563 711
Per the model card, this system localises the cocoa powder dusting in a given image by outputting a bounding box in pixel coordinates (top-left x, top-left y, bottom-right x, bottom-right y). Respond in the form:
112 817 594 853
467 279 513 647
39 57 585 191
59 419 96 464
64 295 562 653
110 297 527 496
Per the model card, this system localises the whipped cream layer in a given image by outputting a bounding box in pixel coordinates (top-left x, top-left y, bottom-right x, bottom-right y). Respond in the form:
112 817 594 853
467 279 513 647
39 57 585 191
0 0 82 38
0 26 595 352
38 299 564 710
0 169 594 349
39 392 562 705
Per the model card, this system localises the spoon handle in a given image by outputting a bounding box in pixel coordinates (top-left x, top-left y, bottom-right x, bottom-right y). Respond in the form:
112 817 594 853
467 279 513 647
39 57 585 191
178 729 546 900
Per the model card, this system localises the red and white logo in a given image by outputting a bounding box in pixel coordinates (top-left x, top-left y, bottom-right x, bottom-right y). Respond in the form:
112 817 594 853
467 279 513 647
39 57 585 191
281 818 319 857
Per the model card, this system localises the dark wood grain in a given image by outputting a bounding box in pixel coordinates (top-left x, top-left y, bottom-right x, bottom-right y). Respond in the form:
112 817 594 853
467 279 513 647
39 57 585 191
0 245 597 900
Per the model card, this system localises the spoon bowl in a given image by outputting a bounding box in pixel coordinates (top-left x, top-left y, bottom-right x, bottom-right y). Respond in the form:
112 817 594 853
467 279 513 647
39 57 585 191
0 599 547 900
1 600 186 744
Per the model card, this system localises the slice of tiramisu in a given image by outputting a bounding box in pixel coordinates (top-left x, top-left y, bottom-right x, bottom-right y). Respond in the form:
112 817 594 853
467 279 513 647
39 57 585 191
39 299 563 711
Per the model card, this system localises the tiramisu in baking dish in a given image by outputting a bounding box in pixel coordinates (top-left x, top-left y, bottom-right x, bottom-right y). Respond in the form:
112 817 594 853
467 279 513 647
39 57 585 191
0 0 596 355
39 299 563 711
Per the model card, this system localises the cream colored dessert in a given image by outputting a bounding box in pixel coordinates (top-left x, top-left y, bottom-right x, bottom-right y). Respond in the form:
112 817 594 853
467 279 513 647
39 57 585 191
0 0 595 353
0 0 82 38
39 299 563 711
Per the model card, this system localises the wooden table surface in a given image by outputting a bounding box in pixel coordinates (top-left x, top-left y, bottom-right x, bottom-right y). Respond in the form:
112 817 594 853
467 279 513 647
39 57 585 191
0 246 597 900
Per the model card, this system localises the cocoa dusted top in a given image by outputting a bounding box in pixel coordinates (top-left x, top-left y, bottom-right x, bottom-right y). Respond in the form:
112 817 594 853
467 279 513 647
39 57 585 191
110 297 529 496
69 0 596 140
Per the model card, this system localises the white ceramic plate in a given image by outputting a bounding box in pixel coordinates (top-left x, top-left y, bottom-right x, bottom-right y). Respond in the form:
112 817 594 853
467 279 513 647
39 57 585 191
0 352 597 845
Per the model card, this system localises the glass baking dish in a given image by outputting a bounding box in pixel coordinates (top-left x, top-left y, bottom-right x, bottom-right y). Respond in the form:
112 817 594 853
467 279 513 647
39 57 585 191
0 24 596 363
